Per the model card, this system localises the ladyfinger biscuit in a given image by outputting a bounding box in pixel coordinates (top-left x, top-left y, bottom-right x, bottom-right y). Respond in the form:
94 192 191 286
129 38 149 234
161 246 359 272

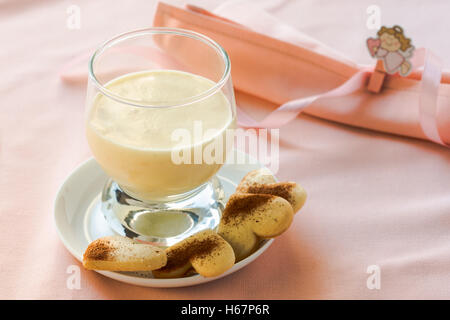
82 236 167 272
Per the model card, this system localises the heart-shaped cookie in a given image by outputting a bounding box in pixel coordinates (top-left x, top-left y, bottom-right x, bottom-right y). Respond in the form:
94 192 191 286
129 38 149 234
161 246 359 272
218 193 294 261
219 169 307 261
236 168 307 212
152 229 235 278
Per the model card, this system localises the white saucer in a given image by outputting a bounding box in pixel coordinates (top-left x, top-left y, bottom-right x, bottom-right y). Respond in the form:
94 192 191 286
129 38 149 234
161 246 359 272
54 149 274 288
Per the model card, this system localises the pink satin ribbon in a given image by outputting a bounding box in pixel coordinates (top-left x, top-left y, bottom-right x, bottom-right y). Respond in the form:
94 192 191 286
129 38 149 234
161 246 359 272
235 69 371 128
235 47 448 148
237 53 447 148
419 51 446 146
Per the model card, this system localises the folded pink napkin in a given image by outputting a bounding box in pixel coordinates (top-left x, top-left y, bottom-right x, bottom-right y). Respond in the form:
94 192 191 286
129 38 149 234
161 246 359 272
153 2 450 146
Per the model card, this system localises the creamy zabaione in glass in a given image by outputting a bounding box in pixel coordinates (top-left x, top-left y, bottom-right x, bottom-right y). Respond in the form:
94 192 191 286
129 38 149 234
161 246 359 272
86 70 235 201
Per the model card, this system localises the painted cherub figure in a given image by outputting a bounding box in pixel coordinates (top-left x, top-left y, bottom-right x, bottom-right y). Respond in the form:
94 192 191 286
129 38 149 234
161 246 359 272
367 25 414 76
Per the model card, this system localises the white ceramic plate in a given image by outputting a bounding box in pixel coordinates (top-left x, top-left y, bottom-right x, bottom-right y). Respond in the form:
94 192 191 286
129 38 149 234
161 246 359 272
54 150 274 288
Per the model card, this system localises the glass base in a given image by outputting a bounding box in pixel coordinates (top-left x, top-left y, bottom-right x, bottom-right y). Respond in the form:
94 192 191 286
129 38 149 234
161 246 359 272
101 177 225 246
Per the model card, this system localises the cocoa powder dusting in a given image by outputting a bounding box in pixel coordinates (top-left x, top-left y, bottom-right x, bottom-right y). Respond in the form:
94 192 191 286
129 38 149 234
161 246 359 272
84 241 111 261
159 237 220 272
221 194 272 224
246 183 294 203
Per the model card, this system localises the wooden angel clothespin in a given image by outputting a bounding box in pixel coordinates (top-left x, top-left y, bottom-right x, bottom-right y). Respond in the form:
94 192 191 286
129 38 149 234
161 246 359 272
366 25 415 93
367 59 386 93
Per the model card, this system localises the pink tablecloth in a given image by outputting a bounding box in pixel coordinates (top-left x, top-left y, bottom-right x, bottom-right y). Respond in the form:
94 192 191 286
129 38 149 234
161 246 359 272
1 0 450 299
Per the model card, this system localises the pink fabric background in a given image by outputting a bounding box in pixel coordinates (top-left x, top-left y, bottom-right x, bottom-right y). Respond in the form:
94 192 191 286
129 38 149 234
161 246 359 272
1 0 450 299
